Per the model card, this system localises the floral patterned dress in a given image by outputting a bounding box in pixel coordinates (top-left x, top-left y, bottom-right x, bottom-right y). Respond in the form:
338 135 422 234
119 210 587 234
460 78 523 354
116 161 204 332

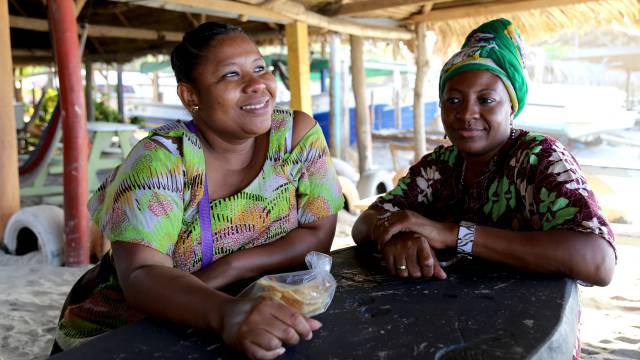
372 130 614 359
54 107 344 350
372 130 614 246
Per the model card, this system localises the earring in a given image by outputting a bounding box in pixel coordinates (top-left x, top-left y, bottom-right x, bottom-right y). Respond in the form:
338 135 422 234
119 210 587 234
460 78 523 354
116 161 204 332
190 105 199 115
510 127 516 139
443 133 448 140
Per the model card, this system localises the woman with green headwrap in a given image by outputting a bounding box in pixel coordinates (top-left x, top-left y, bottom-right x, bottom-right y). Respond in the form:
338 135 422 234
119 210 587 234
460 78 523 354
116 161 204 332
352 18 615 287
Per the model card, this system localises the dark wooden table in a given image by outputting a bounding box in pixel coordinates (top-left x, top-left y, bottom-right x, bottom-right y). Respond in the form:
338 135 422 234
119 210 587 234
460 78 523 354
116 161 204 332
52 246 578 360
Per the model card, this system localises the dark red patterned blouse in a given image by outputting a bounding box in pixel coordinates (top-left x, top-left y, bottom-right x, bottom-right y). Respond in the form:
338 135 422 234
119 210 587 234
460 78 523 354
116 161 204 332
372 130 614 246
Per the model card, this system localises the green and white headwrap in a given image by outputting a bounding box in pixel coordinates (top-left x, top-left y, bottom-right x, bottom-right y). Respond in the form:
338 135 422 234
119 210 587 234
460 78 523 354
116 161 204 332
439 18 528 119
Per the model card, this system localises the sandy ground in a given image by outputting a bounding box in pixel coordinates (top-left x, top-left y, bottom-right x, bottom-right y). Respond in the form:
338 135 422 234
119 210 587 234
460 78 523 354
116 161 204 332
0 210 638 360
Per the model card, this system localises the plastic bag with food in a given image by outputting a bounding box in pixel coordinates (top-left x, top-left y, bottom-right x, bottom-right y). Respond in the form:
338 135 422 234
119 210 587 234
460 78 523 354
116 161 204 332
238 251 337 317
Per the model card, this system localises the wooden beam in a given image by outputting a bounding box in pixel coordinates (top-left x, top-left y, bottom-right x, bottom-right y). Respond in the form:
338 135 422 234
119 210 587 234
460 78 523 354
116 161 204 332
122 0 290 22
185 13 199 27
260 0 287 7
114 0 413 40
90 38 104 53
9 16 183 41
285 21 312 114
10 15 48 31
275 2 413 40
9 0 28 16
12 48 52 57
330 0 434 17
0 0 21 243
75 0 87 17
114 10 131 27
410 0 601 22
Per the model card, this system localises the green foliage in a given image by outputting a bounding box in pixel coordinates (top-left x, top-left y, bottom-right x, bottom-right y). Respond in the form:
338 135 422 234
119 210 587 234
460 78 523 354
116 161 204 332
94 101 121 123
19 66 50 77
129 116 145 126
34 88 59 126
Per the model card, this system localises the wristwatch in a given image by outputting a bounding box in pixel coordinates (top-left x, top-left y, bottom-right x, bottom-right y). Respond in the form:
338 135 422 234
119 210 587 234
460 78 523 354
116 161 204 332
457 221 476 257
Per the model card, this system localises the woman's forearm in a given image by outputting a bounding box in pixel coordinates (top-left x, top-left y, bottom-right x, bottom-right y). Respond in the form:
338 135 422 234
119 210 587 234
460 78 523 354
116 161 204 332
351 209 381 246
196 215 338 289
473 227 615 286
120 264 232 332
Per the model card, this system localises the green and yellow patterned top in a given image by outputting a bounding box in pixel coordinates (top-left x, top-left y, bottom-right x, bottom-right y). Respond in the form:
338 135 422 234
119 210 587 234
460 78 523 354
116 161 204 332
55 107 344 350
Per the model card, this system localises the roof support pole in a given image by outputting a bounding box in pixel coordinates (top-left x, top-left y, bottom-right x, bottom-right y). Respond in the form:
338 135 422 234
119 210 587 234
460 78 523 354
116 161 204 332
0 0 20 244
329 33 342 158
85 61 94 122
341 57 350 157
48 0 90 265
117 63 125 122
350 35 372 174
413 22 428 161
285 21 311 114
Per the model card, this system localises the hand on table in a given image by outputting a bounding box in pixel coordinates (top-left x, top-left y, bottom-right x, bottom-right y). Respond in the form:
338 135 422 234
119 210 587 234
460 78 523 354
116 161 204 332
373 210 457 251
221 297 321 360
381 232 447 280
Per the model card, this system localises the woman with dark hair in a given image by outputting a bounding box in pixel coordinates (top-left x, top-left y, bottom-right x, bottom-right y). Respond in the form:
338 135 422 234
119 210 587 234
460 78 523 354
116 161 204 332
352 18 615 286
53 22 343 359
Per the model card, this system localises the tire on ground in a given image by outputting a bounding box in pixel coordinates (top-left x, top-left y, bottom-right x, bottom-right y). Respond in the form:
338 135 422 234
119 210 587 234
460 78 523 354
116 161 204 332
3 205 65 266
332 157 360 184
356 170 395 199
338 176 360 214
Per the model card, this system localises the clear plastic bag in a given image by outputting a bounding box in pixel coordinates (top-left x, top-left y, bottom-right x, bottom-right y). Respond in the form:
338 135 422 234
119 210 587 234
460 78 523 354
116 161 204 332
238 251 337 317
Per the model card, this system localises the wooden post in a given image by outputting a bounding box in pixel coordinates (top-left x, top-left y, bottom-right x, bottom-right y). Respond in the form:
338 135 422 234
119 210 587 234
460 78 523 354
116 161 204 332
393 68 401 129
413 22 427 161
152 71 161 102
350 35 372 174
329 33 342 158
341 56 350 157
392 41 402 129
285 21 312 114
0 0 21 244
48 0 90 265
117 63 125 122
85 61 94 122
14 68 23 103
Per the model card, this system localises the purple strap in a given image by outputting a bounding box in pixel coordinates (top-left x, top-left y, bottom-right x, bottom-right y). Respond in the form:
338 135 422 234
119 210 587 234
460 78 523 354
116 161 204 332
184 121 214 267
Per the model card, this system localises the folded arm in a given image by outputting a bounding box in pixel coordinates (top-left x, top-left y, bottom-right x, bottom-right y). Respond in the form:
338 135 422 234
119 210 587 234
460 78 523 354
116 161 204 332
353 208 615 286
112 241 322 360
195 214 337 289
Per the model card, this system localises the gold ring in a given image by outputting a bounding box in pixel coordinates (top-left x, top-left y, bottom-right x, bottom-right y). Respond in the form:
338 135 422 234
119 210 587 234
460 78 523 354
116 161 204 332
396 265 407 271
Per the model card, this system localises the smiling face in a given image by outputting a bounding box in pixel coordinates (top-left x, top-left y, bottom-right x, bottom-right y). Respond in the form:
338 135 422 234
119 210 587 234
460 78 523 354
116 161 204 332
441 70 514 162
182 32 277 141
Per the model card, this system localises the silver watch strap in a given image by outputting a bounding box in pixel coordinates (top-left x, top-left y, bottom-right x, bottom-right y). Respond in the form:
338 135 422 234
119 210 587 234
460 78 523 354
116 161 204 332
457 221 476 256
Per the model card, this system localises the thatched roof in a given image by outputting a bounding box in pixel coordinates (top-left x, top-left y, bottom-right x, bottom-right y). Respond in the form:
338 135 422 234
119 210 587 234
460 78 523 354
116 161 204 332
8 0 640 64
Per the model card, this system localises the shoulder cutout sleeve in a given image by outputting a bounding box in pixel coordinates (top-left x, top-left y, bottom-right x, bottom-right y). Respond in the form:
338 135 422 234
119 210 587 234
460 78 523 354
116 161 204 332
88 137 185 255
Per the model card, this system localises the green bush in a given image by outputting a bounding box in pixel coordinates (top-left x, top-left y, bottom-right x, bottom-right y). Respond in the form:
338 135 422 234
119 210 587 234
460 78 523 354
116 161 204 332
34 88 59 126
94 101 121 123
129 115 145 126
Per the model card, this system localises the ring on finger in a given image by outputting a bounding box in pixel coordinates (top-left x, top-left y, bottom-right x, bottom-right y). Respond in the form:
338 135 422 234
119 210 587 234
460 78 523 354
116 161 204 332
396 265 407 271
